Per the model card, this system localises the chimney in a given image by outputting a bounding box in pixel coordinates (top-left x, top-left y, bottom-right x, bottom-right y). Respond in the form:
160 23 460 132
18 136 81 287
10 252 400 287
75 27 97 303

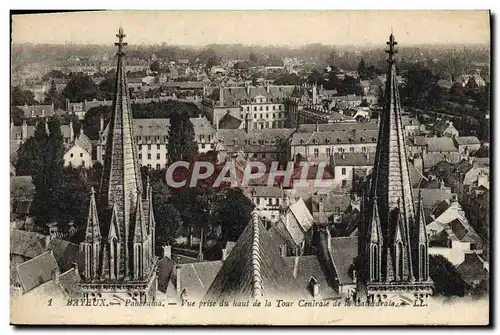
342 152 346 160
163 245 172 259
65 98 70 112
312 85 317 104
203 83 207 97
279 245 287 257
221 248 228 261
414 155 423 173
315 122 319 132
366 152 370 160
69 119 74 142
99 113 104 134
45 234 52 249
197 228 204 261
326 228 332 249
22 119 28 140
72 261 79 276
246 84 250 95
266 81 270 94
318 196 325 224
310 277 320 298
52 268 60 283
175 264 182 295
219 87 224 106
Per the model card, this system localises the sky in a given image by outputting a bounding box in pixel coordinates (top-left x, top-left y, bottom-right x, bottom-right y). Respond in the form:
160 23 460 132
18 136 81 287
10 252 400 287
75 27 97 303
12 10 490 47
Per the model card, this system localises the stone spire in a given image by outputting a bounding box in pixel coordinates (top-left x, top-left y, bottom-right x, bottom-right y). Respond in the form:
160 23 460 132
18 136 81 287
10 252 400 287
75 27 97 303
98 27 145 280
82 187 101 279
361 33 424 289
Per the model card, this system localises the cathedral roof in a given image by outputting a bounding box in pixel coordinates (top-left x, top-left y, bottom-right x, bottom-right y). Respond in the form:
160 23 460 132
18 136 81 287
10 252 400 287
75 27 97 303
204 212 307 300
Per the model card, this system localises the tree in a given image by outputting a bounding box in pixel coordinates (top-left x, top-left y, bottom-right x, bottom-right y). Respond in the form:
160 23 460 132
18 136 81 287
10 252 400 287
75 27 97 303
357 58 367 78
249 52 259 64
61 72 99 103
274 74 303 86
429 254 470 297
83 106 111 140
10 106 24 125
44 80 58 105
167 109 198 163
16 137 37 176
307 70 323 85
150 60 160 73
11 86 37 106
42 69 66 81
30 121 50 230
97 77 116 101
212 188 255 243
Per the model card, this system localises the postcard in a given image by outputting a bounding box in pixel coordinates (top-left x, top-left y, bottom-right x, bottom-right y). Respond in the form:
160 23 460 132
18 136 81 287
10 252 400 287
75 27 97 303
10 10 490 325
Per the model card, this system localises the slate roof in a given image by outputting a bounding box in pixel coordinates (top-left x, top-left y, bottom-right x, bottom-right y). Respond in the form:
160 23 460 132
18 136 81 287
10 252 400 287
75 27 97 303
450 219 482 243
310 193 351 213
157 257 175 293
455 136 481 146
329 237 358 285
244 186 282 198
58 267 82 298
218 113 243 129
205 213 308 300
283 255 338 299
426 137 458 153
291 129 379 147
10 229 46 259
297 121 379 133
332 153 374 167
47 238 84 273
16 250 59 293
412 188 453 208
288 198 314 232
173 261 223 298
456 253 488 284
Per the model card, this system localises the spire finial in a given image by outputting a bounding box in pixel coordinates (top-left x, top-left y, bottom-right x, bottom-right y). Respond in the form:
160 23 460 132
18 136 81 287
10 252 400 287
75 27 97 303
90 186 95 196
386 32 398 63
115 27 127 56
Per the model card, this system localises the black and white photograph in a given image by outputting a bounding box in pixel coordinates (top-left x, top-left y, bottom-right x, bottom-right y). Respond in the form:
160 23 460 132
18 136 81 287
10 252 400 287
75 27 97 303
9 10 490 325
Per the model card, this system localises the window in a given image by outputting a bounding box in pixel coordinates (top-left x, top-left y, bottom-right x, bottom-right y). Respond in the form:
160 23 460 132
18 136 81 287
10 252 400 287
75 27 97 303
165 153 168 159
156 153 160 160
201 143 206 149
396 242 403 280
279 105 282 110
139 153 142 160
156 164 161 170
147 164 152 169
314 148 319 158
253 107 257 111
70 153 74 158
338 147 343 152
350 147 354 152
371 245 379 281
147 144 151 150
266 114 269 118
362 146 367 152
157 144 160 150
82 160 85 167
139 144 142 150
265 106 269 111
254 114 257 119
273 105 276 110
80 153 83 157
341 168 346 175
147 153 151 160
259 106 263 111
273 113 276 119
341 180 348 188
326 148 331 156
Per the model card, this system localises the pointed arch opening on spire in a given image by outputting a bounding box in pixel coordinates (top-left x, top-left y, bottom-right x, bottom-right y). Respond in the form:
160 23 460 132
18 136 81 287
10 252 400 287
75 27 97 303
370 244 380 281
395 241 404 281
419 243 428 281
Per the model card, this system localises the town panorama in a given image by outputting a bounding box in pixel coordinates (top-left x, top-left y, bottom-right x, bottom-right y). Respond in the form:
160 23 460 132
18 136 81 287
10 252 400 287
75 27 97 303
10 12 490 325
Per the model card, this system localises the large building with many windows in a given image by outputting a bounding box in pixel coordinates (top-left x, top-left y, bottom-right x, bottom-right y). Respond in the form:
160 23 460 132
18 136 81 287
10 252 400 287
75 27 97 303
96 116 216 169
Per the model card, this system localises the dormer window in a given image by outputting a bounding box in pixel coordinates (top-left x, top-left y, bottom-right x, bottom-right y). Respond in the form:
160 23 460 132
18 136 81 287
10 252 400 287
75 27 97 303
300 139 304 144
337 138 342 143
313 139 318 144
372 136 377 142
360 137 365 143
325 138 330 144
